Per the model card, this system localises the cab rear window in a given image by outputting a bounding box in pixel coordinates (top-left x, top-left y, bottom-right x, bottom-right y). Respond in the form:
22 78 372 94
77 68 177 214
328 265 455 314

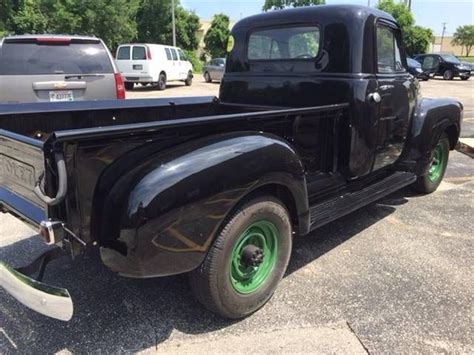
248 26 320 60
0 41 114 75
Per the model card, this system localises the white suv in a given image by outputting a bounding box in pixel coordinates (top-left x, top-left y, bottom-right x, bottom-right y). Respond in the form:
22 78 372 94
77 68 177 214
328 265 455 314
116 44 193 90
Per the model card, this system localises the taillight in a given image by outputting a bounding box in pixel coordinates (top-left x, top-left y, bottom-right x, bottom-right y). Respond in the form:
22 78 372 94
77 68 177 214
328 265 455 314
36 37 71 44
114 73 125 99
146 46 152 60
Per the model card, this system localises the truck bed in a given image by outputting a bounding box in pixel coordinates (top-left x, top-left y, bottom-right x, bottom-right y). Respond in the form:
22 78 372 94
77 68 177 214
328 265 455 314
1 97 348 237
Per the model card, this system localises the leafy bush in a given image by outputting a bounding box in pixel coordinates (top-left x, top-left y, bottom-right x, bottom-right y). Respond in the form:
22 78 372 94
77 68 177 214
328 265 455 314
184 50 203 73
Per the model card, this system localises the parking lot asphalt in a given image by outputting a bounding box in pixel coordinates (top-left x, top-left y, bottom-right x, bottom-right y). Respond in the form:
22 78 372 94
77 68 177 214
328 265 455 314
1 76 473 354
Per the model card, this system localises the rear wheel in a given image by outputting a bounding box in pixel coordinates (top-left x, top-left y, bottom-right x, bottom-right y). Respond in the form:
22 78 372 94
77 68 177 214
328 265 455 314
124 82 134 91
443 70 454 80
204 71 212 83
189 196 292 318
413 133 450 194
157 73 166 90
184 71 193 86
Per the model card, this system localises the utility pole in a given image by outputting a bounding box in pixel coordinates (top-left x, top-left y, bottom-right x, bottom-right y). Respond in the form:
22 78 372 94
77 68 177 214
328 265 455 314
440 22 447 51
367 0 370 6
171 0 176 47
408 0 412 10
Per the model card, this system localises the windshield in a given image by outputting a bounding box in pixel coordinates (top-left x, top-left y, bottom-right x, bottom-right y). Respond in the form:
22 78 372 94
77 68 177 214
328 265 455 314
407 58 421 67
440 54 460 63
0 41 113 75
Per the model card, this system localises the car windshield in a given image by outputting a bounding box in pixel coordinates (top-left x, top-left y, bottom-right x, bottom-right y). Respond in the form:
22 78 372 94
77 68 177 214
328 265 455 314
0 40 113 75
440 54 460 63
407 58 421 68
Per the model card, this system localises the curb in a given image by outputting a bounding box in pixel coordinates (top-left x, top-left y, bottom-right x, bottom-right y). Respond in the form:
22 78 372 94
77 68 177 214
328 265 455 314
456 138 474 158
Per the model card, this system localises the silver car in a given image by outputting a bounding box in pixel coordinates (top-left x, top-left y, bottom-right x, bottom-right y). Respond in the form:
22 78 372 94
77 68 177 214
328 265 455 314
0 34 125 103
203 58 226 82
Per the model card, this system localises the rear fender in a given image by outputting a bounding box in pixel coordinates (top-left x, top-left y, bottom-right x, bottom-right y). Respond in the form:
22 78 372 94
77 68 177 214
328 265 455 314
99 132 307 278
398 98 462 175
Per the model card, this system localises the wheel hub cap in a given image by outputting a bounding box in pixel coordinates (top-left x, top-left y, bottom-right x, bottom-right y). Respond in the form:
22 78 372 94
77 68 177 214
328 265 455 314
229 220 278 294
428 144 444 182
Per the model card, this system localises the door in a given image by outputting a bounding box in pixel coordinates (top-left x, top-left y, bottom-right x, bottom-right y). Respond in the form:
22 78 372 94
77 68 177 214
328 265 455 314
116 45 132 75
372 23 413 171
421 55 440 76
131 45 149 77
168 48 180 80
178 49 190 79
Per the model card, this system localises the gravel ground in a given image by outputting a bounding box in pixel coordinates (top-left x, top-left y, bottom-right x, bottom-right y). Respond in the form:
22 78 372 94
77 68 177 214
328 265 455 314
1 75 473 354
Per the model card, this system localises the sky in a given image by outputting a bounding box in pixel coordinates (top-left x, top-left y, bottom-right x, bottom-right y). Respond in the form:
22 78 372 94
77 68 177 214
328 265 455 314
181 0 474 36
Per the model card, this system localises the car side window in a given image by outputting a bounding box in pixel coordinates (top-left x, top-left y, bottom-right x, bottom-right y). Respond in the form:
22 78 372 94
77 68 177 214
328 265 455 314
376 25 405 73
422 56 434 70
178 49 187 61
165 48 172 60
132 46 146 60
117 46 130 60
170 48 178 61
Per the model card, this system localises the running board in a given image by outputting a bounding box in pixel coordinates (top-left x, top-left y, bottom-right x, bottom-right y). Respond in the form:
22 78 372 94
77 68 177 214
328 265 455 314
309 171 416 231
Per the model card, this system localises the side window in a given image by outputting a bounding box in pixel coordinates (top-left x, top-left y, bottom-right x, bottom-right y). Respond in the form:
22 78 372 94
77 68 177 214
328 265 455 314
170 48 178 61
376 25 405 73
132 46 146 60
165 48 172 60
117 46 130 60
248 26 320 60
422 56 434 70
178 49 187 61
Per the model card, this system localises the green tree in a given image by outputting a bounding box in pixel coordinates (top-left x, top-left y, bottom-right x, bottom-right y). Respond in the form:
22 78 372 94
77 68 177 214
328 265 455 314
3 0 139 50
203 13 230 59
263 0 325 11
377 0 432 56
452 25 474 57
136 0 200 51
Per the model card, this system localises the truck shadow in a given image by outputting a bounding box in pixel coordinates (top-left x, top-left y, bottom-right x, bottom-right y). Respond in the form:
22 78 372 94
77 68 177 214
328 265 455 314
0 189 410 353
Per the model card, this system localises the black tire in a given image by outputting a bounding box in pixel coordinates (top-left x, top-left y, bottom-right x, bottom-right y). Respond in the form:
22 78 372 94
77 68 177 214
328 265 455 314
461 76 470 81
204 71 212 83
413 133 450 194
185 72 193 86
189 196 292 319
443 70 454 80
157 73 166 90
124 82 134 91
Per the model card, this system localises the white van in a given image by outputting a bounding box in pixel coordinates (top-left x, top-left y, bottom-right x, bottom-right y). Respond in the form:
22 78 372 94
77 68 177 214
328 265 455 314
116 44 193 90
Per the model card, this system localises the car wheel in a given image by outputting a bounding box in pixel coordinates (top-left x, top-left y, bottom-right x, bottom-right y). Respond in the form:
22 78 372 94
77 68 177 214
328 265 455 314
157 73 166 90
204 72 212 83
443 70 454 80
185 72 193 86
124 82 134 91
413 133 450 194
461 76 470 81
189 196 292 319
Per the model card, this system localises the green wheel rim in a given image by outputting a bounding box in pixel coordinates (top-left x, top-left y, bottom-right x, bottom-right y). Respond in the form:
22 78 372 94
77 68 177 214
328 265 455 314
229 220 278 294
428 143 444 182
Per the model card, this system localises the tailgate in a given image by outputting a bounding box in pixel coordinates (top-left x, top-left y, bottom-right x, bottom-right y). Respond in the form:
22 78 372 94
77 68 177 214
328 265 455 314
0 132 47 225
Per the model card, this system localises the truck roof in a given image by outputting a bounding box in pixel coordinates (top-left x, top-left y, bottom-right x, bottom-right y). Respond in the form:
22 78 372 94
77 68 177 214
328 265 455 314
2 34 100 42
233 4 396 30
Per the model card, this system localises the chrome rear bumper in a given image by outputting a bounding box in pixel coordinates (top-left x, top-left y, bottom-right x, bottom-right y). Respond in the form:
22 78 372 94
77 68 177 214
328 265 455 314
0 261 73 321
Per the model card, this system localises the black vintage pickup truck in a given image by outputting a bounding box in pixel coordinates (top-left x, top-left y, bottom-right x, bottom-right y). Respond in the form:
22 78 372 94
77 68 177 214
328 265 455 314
0 5 463 321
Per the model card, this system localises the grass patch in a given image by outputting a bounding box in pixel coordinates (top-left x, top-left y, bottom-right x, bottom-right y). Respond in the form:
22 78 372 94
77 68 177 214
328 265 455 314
459 57 474 63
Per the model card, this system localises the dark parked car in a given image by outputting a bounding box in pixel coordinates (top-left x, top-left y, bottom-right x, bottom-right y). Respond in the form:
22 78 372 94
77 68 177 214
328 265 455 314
407 57 429 80
1 5 462 321
414 53 471 80
203 58 225 82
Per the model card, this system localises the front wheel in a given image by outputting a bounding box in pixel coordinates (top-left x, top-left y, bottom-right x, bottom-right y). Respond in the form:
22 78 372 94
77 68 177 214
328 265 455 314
461 76 470 81
204 71 212 83
413 133 450 194
184 72 193 86
443 70 454 80
189 196 292 319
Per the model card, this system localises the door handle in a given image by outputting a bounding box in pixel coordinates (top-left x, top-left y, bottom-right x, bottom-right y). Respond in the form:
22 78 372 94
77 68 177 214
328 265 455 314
367 92 382 103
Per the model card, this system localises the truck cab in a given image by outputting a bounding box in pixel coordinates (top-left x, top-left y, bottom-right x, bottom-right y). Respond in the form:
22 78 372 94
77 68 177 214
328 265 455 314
0 5 462 321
